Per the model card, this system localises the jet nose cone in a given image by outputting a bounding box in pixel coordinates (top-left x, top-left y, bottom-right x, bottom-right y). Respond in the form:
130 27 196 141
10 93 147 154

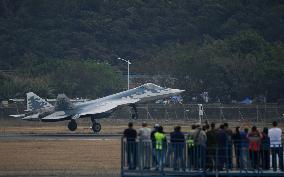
171 89 185 94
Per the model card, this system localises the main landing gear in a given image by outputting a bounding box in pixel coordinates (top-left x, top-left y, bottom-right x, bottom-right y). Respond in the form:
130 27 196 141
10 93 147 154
130 104 138 119
68 119 77 131
91 116 101 133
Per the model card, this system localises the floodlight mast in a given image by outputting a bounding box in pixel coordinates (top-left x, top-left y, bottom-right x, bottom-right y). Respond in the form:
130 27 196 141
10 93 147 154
117 57 131 90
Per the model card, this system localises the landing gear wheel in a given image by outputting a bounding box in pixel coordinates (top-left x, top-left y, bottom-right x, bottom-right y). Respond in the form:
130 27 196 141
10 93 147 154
92 123 101 133
130 104 138 119
68 120 77 131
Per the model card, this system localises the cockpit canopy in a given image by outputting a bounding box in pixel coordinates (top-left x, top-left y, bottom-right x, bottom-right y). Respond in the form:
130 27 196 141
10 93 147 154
139 83 164 91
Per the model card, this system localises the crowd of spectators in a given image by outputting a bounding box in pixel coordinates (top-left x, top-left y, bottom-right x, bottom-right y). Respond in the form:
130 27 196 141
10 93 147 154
123 121 283 172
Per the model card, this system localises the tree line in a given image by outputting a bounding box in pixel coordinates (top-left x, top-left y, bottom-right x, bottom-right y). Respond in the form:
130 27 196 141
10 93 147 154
0 0 283 102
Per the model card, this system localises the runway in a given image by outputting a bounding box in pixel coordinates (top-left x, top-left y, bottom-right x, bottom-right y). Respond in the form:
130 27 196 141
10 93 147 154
0 133 122 141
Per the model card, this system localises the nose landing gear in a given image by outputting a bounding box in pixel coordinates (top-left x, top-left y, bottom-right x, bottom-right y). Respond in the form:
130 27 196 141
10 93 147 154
68 119 77 131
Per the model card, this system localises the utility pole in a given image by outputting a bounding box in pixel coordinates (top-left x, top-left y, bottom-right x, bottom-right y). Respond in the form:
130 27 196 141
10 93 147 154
117 57 131 90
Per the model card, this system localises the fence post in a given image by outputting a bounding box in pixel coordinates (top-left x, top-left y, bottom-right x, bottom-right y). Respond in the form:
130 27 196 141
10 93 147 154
138 139 142 175
215 145 219 177
121 137 124 177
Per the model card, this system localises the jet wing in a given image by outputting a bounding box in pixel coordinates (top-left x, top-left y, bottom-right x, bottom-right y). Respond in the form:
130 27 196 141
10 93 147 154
41 111 70 121
78 97 140 116
9 114 26 118
41 97 140 120
22 113 40 121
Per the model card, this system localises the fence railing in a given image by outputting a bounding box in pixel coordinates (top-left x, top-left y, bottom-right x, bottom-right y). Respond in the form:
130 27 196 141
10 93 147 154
2 103 283 123
121 138 284 176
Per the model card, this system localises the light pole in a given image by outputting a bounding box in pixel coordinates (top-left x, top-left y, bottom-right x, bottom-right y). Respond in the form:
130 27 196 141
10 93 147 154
117 57 131 90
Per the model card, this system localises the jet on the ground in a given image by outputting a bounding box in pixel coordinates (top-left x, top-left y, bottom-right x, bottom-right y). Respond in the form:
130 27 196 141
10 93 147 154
11 83 184 133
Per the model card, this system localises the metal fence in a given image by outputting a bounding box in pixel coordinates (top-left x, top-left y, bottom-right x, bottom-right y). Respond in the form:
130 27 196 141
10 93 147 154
121 138 284 177
1 103 283 124
135 104 283 122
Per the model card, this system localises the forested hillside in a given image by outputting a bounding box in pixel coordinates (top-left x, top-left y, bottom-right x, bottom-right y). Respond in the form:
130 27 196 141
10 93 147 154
0 0 283 102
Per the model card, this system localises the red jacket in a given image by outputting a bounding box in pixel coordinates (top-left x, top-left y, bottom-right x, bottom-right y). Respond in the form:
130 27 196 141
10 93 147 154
247 131 263 151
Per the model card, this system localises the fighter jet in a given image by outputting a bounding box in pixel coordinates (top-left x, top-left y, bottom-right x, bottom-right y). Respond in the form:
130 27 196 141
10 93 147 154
40 83 184 133
9 92 54 120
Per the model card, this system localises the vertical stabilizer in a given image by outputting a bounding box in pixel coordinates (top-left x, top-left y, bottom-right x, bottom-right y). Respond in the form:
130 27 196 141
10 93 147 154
26 92 53 111
55 94 75 111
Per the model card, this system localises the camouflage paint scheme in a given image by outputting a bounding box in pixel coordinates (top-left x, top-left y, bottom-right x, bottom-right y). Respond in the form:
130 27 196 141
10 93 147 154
41 83 184 121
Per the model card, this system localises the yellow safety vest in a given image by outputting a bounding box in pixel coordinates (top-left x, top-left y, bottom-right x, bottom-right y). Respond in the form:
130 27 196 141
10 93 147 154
186 137 194 147
154 132 166 150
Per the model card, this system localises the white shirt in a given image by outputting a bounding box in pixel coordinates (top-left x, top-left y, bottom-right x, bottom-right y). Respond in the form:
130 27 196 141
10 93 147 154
268 127 282 147
138 127 151 142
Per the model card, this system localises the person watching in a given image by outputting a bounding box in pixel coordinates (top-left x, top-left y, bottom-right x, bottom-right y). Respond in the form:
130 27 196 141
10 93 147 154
268 121 283 171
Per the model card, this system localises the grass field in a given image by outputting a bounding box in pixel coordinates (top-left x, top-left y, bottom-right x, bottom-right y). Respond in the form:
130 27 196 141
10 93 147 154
0 139 121 176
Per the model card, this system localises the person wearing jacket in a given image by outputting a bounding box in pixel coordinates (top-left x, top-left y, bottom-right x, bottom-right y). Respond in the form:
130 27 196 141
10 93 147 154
247 126 263 169
170 126 185 171
260 127 270 170
154 126 167 171
151 124 160 167
187 124 196 170
232 126 242 169
217 124 227 171
192 124 207 170
206 123 217 171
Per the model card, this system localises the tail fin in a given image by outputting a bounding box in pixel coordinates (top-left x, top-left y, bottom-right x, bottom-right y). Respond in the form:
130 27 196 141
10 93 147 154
55 94 75 111
26 92 53 111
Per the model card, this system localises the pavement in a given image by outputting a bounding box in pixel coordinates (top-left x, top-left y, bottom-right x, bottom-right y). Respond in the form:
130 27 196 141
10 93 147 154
0 133 123 141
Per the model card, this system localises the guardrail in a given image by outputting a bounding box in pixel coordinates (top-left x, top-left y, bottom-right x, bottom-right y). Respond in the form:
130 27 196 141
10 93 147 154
121 138 284 177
